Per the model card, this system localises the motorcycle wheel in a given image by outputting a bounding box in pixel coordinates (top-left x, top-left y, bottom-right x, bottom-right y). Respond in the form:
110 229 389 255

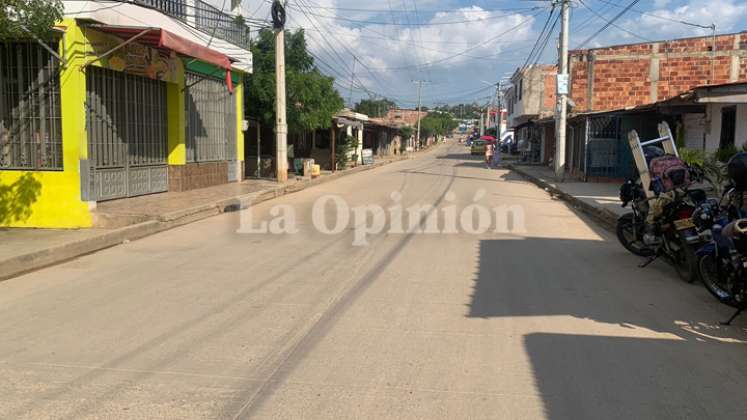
699 254 738 307
616 213 654 257
670 234 700 283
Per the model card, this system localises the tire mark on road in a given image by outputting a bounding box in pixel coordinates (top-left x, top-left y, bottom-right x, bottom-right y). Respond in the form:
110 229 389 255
228 149 459 419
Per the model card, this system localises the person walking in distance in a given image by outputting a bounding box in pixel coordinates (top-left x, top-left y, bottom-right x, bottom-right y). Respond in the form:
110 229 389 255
492 141 501 167
485 141 495 168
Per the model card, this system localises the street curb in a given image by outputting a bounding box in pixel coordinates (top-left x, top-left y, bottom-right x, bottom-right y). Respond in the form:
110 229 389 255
0 148 430 281
506 164 620 232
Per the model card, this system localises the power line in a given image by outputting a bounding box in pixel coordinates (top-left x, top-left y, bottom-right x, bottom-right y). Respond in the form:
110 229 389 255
282 3 548 26
594 0 715 29
408 0 431 80
293 0 401 100
288 0 354 75
356 10 544 72
519 5 556 72
279 3 545 14
531 10 560 66
577 0 650 43
288 4 398 101
576 0 642 49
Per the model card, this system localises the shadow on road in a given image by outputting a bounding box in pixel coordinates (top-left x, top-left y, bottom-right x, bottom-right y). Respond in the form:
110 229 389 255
468 238 747 334
524 332 747 420
470 237 747 419
435 151 475 160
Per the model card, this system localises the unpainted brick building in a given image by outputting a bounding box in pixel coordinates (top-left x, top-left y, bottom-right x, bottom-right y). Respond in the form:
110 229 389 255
570 32 747 113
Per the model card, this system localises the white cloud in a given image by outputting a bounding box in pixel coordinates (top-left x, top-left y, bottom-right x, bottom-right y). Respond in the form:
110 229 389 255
575 0 747 48
277 2 538 105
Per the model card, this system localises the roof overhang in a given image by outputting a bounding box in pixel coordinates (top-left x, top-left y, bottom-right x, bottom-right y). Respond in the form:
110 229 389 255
86 24 236 91
63 0 252 73
334 109 369 122
694 83 747 104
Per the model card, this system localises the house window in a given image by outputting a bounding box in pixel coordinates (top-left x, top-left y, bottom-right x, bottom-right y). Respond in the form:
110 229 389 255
0 41 63 170
519 79 523 100
185 72 236 163
720 106 737 150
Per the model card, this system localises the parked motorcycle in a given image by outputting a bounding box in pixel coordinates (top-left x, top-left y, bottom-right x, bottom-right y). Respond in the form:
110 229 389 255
617 179 706 282
693 153 747 324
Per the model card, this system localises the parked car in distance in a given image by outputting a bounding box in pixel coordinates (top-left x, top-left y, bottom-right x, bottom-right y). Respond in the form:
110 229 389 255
471 139 487 155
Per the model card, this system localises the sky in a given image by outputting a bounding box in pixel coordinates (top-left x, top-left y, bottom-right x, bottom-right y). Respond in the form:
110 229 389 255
220 0 747 107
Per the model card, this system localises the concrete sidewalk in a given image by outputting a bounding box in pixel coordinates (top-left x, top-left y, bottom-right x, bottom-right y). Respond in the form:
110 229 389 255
0 148 430 281
508 163 626 231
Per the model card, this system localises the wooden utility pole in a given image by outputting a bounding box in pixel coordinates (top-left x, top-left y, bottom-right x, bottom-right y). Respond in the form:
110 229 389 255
413 80 429 150
331 127 337 171
554 0 570 179
273 0 288 182
348 56 357 108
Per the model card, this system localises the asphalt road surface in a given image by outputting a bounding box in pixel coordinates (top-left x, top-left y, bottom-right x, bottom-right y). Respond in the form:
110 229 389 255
3 141 747 419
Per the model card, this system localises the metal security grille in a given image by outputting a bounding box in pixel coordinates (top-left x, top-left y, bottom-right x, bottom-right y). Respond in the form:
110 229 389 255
131 0 187 20
185 72 236 163
566 120 586 177
0 41 63 170
86 67 168 201
194 0 250 48
586 116 624 178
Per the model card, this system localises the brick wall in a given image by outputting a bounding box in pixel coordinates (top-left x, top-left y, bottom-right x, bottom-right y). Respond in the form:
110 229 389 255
168 161 229 192
385 109 427 126
543 73 556 111
507 64 557 126
570 32 747 112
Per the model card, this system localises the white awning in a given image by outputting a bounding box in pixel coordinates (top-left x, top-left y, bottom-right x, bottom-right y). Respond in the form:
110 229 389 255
63 0 252 73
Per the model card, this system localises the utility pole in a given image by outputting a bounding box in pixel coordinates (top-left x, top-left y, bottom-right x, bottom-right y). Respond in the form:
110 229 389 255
554 0 570 179
413 80 428 151
272 0 288 182
348 56 357 108
498 81 507 137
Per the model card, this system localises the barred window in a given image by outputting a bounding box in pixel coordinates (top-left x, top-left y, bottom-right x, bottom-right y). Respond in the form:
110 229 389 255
0 41 63 170
185 72 236 163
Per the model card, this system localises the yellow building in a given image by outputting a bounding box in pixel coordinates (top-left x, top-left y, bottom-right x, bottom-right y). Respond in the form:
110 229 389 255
0 1 252 228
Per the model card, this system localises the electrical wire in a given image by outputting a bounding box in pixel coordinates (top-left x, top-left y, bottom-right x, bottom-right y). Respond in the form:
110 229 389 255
594 0 715 29
282 3 548 26
530 10 560 66
358 10 544 72
577 0 651 43
280 3 546 14
293 0 400 99
576 0 642 49
518 5 556 73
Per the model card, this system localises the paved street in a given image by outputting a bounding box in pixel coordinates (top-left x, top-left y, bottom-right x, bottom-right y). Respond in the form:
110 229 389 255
2 141 747 420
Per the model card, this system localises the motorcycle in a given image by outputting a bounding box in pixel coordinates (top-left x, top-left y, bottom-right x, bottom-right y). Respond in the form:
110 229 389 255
616 178 707 282
693 183 747 325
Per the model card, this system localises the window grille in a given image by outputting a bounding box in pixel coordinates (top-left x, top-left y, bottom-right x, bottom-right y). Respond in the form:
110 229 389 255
185 72 236 163
0 41 63 170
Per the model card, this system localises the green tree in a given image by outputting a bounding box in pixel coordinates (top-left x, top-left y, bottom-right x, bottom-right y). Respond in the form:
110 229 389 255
399 125 414 139
335 133 353 169
245 29 344 135
0 0 63 40
419 112 457 139
354 98 395 117
433 103 482 119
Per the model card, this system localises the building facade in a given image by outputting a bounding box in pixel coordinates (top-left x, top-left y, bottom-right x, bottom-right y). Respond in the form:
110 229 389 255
0 0 252 228
692 82 747 152
384 108 427 126
505 64 557 162
570 32 747 113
